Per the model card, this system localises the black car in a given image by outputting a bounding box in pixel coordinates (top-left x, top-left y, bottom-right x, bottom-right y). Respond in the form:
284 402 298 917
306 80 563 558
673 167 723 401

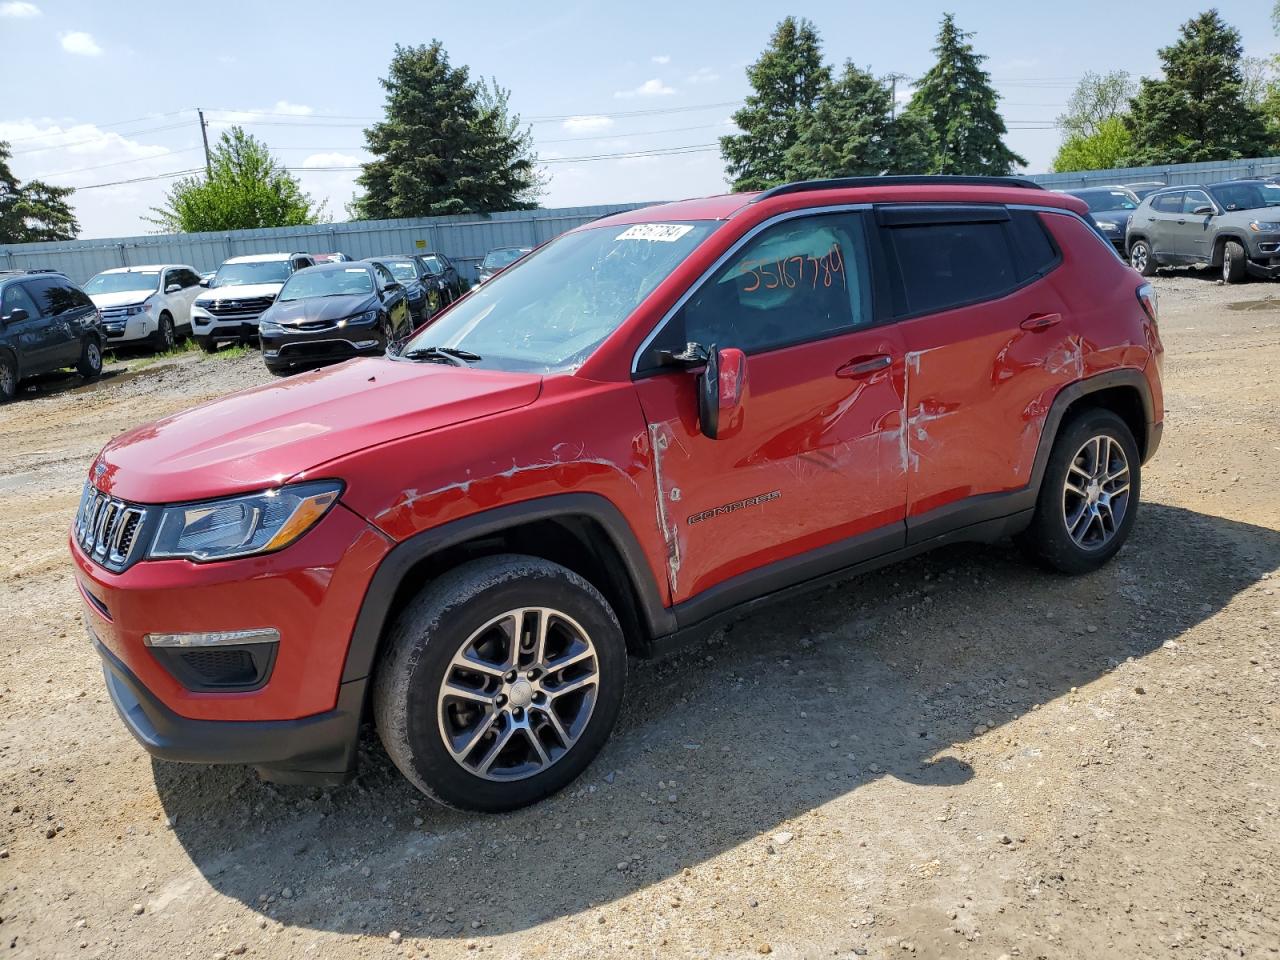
1125 181 1169 201
256 262 413 375
0 270 104 401
414 252 465 305
1062 186 1140 251
476 246 532 285
366 256 432 322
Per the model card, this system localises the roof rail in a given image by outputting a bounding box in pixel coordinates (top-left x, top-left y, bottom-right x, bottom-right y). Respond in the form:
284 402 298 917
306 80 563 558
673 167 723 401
752 174 1047 202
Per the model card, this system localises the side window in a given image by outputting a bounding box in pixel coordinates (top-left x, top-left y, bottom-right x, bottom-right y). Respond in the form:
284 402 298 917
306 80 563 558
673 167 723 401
1 283 39 319
375 264 397 287
1183 190 1213 214
882 218 1020 316
653 213 873 360
1007 210 1060 278
1152 193 1183 213
25 278 81 317
179 269 200 287
161 270 176 291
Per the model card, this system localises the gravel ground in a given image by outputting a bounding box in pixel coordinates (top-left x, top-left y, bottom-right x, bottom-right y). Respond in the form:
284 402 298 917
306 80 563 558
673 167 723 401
1 273 1278 960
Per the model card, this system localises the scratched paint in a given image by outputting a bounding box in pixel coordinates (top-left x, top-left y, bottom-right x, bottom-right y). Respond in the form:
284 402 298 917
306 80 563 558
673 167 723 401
647 422 683 594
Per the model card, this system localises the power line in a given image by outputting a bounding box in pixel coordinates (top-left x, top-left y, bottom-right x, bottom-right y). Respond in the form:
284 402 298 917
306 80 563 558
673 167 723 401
3 109 191 143
71 168 204 192
38 147 201 178
9 121 193 156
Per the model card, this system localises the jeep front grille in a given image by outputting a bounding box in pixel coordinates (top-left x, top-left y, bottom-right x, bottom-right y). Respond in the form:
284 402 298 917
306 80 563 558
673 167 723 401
75 483 148 570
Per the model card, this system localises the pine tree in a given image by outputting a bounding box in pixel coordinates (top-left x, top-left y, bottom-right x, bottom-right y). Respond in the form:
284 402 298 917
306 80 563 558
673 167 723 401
786 63 931 178
355 43 540 219
720 17 829 191
903 14 1026 175
147 127 323 233
0 141 79 243
1123 10 1275 165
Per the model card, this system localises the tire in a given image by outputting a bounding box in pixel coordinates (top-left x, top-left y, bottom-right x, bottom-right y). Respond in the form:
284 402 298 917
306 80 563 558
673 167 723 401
373 554 627 812
197 336 218 354
1129 239 1157 277
151 313 175 353
0 351 16 402
1222 240 1248 284
76 336 103 380
1018 409 1141 575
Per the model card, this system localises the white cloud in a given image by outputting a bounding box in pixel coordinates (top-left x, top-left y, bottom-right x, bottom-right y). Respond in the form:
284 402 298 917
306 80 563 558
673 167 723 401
207 100 315 131
0 2 41 17
614 78 676 99
560 115 614 133
59 31 101 56
687 67 719 85
651 54 670 65
300 152 359 169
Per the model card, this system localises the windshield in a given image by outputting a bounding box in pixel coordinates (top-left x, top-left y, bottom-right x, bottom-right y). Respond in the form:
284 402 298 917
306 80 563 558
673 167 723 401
482 248 528 269
84 271 160 295
384 261 419 282
213 260 291 287
278 267 373 301
1209 182 1280 212
1071 189 1138 212
400 221 717 373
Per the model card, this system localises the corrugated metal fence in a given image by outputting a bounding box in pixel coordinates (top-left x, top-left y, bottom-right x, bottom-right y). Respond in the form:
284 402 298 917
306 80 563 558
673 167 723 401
1028 155 1280 190
0 202 658 285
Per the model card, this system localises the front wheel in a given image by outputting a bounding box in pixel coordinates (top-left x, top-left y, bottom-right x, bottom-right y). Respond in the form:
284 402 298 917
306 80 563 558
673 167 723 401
76 337 103 379
151 313 175 353
373 555 627 812
1129 239 1157 277
1222 240 1247 284
1018 409 1141 575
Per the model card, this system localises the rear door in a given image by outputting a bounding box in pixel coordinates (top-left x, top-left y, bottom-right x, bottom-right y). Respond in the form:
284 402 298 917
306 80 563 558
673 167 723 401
632 209 908 604
875 205 1073 536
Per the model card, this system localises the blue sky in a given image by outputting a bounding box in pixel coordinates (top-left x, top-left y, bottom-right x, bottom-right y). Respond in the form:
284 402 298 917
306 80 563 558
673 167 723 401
2 0 1276 238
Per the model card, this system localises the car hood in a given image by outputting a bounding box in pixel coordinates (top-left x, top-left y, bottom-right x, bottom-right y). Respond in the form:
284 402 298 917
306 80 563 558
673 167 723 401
92 359 543 504
194 282 284 306
1092 209 1133 223
265 294 377 325
89 290 155 309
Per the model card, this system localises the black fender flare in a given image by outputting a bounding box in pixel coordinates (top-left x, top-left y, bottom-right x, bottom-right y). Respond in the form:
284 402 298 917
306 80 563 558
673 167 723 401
1210 232 1251 266
340 492 674 684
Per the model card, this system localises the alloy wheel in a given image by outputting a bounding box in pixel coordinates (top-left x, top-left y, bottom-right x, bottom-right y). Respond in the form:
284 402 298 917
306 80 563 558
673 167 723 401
87 342 101 372
0 359 15 398
1131 244 1148 273
437 606 600 782
1062 434 1131 550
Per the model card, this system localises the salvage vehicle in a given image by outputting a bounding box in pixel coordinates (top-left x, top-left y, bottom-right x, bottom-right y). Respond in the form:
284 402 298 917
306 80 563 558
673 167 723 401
414 251 465 305
1 270 103 401
1059 187 1139 253
70 176 1164 811
191 252 315 352
1126 179 1280 282
365 255 432 322
259 261 413 374
83 264 203 352
476 246 533 285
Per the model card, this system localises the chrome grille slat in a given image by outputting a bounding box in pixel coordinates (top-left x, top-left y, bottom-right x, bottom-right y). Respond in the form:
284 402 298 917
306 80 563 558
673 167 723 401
74 483 149 570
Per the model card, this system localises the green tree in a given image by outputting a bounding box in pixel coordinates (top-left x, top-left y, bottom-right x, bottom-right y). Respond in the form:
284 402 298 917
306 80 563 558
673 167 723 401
354 42 540 219
1122 9 1273 165
720 17 830 191
785 62 931 178
903 14 1026 175
1057 71 1136 140
1052 116 1134 172
147 127 323 233
0 141 79 242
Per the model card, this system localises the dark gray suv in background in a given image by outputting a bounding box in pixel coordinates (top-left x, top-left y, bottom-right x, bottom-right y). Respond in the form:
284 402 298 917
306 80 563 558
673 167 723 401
0 270 104 402
1126 179 1280 283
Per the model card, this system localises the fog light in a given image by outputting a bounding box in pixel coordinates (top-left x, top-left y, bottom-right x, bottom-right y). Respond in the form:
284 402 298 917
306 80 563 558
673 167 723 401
144 628 280 648
353 339 379 349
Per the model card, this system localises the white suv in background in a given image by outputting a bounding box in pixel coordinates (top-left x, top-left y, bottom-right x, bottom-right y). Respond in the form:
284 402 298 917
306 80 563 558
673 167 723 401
191 252 315 353
82 264 203 353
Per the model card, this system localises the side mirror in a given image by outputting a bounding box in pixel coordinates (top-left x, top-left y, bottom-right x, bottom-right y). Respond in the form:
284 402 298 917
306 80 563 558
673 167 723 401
198 279 210 288
165 283 182 294
386 281 403 292
1191 204 1214 216
697 345 748 440
5 308 29 323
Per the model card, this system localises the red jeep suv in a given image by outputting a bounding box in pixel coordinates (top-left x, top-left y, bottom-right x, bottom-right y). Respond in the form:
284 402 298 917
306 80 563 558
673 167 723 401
70 176 1164 812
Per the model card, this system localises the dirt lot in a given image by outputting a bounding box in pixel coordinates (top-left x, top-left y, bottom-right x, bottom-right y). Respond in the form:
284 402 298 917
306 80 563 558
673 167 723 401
1 274 1278 960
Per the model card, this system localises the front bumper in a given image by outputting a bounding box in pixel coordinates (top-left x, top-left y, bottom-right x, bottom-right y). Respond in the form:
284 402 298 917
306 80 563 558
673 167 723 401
1245 259 1280 279
261 323 385 369
192 314 263 343
100 315 155 345
97 637 364 784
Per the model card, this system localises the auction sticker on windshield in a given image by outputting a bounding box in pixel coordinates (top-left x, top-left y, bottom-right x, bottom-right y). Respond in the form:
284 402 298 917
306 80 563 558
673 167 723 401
616 224 695 242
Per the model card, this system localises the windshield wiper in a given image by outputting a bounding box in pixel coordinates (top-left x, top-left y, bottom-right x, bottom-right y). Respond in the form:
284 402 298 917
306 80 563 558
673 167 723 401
399 345 482 366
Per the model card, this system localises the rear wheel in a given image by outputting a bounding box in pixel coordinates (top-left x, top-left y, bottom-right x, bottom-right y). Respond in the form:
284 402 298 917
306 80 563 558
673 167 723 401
1018 409 1141 575
373 554 626 812
1129 239 1157 277
76 337 103 380
0 352 16 402
1222 240 1247 284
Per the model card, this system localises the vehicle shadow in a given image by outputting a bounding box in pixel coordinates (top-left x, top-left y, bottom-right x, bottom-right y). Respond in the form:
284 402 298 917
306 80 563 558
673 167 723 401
154 502 1278 938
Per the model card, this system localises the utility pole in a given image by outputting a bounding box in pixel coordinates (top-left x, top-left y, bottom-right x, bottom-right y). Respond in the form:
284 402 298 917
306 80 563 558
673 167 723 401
197 108 212 178
885 73 911 120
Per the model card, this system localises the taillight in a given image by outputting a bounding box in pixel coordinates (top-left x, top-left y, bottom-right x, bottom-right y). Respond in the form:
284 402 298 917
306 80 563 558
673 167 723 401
1136 283 1158 327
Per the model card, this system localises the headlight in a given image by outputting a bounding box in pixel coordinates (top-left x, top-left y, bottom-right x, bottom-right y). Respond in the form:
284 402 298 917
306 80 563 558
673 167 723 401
1249 220 1280 232
1096 221 1118 232
258 319 283 334
344 309 379 326
122 299 154 316
192 304 211 317
148 481 342 562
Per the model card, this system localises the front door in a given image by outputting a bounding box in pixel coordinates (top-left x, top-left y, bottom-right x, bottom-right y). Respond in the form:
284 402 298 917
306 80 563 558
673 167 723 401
1146 191 1185 261
632 210 908 604
1 282 51 374
1176 189 1217 261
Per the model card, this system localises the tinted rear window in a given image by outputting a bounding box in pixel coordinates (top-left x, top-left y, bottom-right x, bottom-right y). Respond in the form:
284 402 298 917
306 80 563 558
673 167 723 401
884 220 1020 316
